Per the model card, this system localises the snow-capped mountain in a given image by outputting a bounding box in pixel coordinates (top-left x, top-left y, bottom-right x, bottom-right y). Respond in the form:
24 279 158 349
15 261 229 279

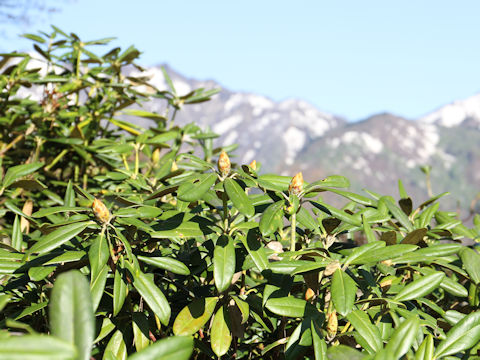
135 65 480 209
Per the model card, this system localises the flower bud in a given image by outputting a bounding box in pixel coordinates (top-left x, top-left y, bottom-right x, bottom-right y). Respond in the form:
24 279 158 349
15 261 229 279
305 287 315 301
327 310 338 338
249 160 257 171
288 172 303 195
218 151 231 177
92 198 111 224
152 148 161 164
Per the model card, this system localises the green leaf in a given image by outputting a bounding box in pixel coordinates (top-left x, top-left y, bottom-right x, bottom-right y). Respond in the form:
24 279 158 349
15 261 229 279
32 206 88 218
50 270 95 360
64 180 75 207
311 320 327 360
232 296 249 324
310 200 362 226
382 316 420 359
29 221 93 255
331 269 357 316
348 244 418 265
265 297 314 318
327 345 364 360
177 173 217 202
304 175 350 192
125 262 171 326
11 215 22 251
224 178 254 217
0 335 77 360
415 334 434 360
240 229 268 272
128 336 194 360
435 311 480 358
213 235 236 293
104 330 127 360
132 313 150 352
346 310 382 354
343 241 385 267
459 247 480 284
326 188 377 206
211 305 232 357
113 258 128 316
259 201 284 236
90 264 108 312
2 162 43 189
88 233 109 279
173 297 218 336
393 272 444 302
138 255 190 275
383 196 414 232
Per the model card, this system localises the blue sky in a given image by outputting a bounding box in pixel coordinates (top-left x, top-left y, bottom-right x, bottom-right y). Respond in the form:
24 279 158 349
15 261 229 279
2 0 480 121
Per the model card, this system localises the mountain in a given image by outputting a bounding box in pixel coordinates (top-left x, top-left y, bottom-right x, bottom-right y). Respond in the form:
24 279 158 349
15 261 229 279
127 65 480 211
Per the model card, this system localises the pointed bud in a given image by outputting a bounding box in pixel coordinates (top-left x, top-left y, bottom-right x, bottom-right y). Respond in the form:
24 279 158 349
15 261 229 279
327 310 338 338
289 172 303 195
249 160 257 171
218 151 231 177
152 148 161 163
92 198 111 224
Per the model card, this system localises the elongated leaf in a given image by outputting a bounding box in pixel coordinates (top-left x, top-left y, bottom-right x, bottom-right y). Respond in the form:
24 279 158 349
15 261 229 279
327 188 377 206
32 206 88 218
2 162 43 189
240 229 268 271
50 270 95 360
415 334 434 360
132 313 150 352
173 297 218 336
11 215 22 251
265 297 313 318
347 310 382 354
213 235 236 293
177 173 217 202
310 201 362 226
259 201 284 236
459 247 480 284
113 259 128 316
327 345 364 360
383 316 419 359
311 320 327 360
401 228 427 245
305 175 350 192
224 178 254 217
331 269 357 316
90 264 108 312
29 221 93 255
0 335 76 360
393 272 444 302
435 311 480 358
211 305 232 357
125 262 171 326
88 233 109 279
383 196 414 232
348 244 418 265
104 330 127 360
128 336 194 360
343 241 385 267
138 255 190 275
232 296 249 324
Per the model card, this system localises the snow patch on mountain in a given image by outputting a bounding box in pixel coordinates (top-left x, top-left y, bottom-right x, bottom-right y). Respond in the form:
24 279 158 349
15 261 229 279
421 93 480 127
283 127 306 165
327 131 383 154
213 114 243 134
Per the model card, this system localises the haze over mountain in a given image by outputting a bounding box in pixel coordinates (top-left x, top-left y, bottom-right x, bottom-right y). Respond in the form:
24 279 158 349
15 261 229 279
131 65 480 211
